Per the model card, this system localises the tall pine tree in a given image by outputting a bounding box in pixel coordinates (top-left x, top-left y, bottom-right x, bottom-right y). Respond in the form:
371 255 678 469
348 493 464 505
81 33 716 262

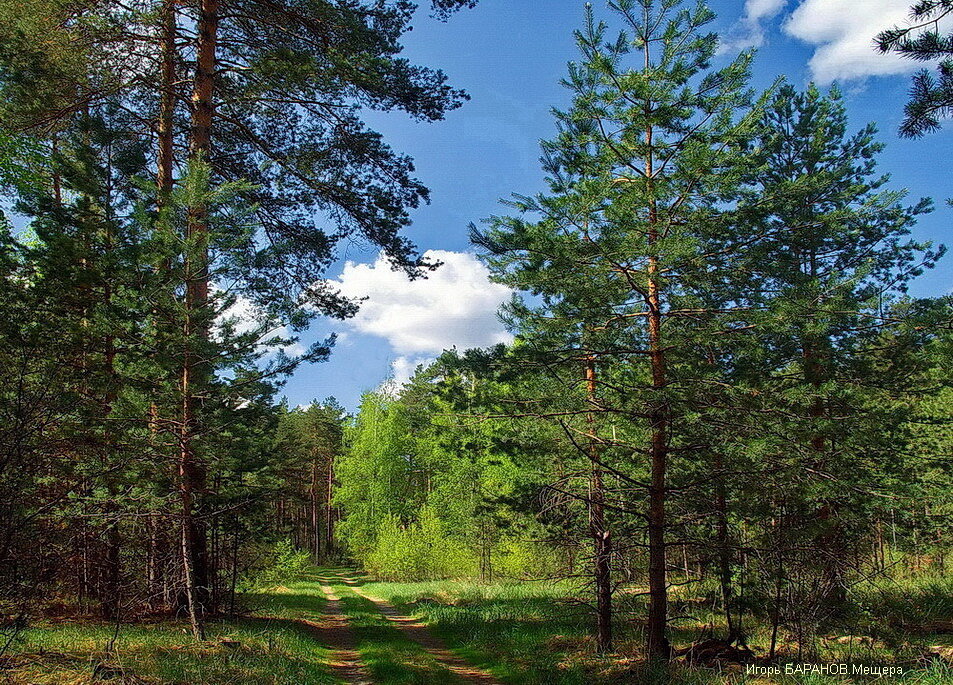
475 0 765 660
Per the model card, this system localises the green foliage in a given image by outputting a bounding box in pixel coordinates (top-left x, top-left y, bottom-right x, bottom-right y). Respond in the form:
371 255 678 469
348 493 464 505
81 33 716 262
365 509 473 581
464 0 948 657
0 128 44 193
877 1 953 137
0 0 126 130
254 540 314 588
335 356 562 582
0 0 949 676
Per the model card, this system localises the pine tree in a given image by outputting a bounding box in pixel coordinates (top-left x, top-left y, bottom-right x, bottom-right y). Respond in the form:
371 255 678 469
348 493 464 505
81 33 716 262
2 107 158 618
877 1 953 136
474 0 764 660
0 0 480 633
731 83 942 632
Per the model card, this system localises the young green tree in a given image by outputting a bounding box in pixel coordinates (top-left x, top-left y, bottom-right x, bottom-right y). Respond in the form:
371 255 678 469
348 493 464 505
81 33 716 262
333 354 560 582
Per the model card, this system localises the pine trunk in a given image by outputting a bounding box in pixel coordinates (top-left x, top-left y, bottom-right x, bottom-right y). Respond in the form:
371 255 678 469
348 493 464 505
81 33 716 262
585 356 613 653
100 192 122 621
157 0 176 203
644 114 670 662
715 457 735 641
311 457 321 560
803 284 844 609
178 0 219 633
326 461 335 554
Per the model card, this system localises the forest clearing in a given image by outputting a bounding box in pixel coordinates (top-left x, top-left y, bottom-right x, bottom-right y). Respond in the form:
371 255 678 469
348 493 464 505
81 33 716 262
1 0 952 682
3 566 953 683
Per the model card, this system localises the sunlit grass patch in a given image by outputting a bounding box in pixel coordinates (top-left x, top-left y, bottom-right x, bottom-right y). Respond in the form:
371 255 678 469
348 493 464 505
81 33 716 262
353 571 953 685
6 567 952 684
5 618 336 684
852 570 953 638
360 577 592 684
2 576 337 684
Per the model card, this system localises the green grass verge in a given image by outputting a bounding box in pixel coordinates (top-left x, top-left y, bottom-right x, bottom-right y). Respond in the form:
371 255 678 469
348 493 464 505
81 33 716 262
361 577 598 684
3 567 951 684
2 577 337 684
359 573 953 685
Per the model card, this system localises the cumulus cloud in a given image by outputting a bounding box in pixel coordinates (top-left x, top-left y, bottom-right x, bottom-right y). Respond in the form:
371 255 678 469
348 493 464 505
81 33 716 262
387 355 434 389
328 249 513 359
722 0 788 51
784 0 925 83
748 0 787 21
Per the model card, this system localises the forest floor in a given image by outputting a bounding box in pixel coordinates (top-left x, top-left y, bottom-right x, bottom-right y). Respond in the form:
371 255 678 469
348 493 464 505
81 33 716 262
2 566 952 684
355 569 953 684
0 568 501 684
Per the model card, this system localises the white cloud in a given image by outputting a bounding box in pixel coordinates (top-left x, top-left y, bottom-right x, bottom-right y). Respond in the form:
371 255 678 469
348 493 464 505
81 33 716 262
748 0 787 22
784 0 924 82
722 0 787 52
388 355 434 389
328 250 513 358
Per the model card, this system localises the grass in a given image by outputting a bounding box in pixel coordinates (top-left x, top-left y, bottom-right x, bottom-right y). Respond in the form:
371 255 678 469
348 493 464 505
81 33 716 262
361 577 593 684
360 572 953 685
2 567 951 683
854 571 953 637
1 576 338 684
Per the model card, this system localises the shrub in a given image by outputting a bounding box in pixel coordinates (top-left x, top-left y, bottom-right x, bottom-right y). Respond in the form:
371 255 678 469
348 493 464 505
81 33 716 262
254 540 312 587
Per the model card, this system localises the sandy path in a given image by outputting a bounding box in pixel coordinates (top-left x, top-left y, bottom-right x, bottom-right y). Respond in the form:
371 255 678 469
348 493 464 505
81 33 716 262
337 575 501 685
312 582 372 685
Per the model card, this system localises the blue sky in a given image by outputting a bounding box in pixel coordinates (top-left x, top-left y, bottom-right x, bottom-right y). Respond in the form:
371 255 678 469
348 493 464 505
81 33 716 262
283 0 953 411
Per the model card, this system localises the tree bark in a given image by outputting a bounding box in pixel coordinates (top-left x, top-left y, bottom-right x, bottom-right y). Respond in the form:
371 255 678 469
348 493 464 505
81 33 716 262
101 512 121 619
326 460 335 554
311 457 322 560
715 458 735 642
178 0 219 633
585 355 613 653
646 289 669 661
644 110 670 663
157 0 176 204
145 1 177 619
804 318 844 608
99 174 122 621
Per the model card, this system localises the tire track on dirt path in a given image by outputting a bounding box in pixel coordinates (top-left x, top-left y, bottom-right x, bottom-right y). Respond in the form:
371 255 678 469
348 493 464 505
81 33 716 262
312 581 372 685
337 575 501 685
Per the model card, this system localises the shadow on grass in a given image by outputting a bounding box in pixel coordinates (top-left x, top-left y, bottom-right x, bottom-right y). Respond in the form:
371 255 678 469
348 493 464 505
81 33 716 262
238 615 341 644
243 585 326 618
312 567 372 588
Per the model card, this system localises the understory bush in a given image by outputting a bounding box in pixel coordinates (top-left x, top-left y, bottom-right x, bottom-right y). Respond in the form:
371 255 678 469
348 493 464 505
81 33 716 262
253 540 313 587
